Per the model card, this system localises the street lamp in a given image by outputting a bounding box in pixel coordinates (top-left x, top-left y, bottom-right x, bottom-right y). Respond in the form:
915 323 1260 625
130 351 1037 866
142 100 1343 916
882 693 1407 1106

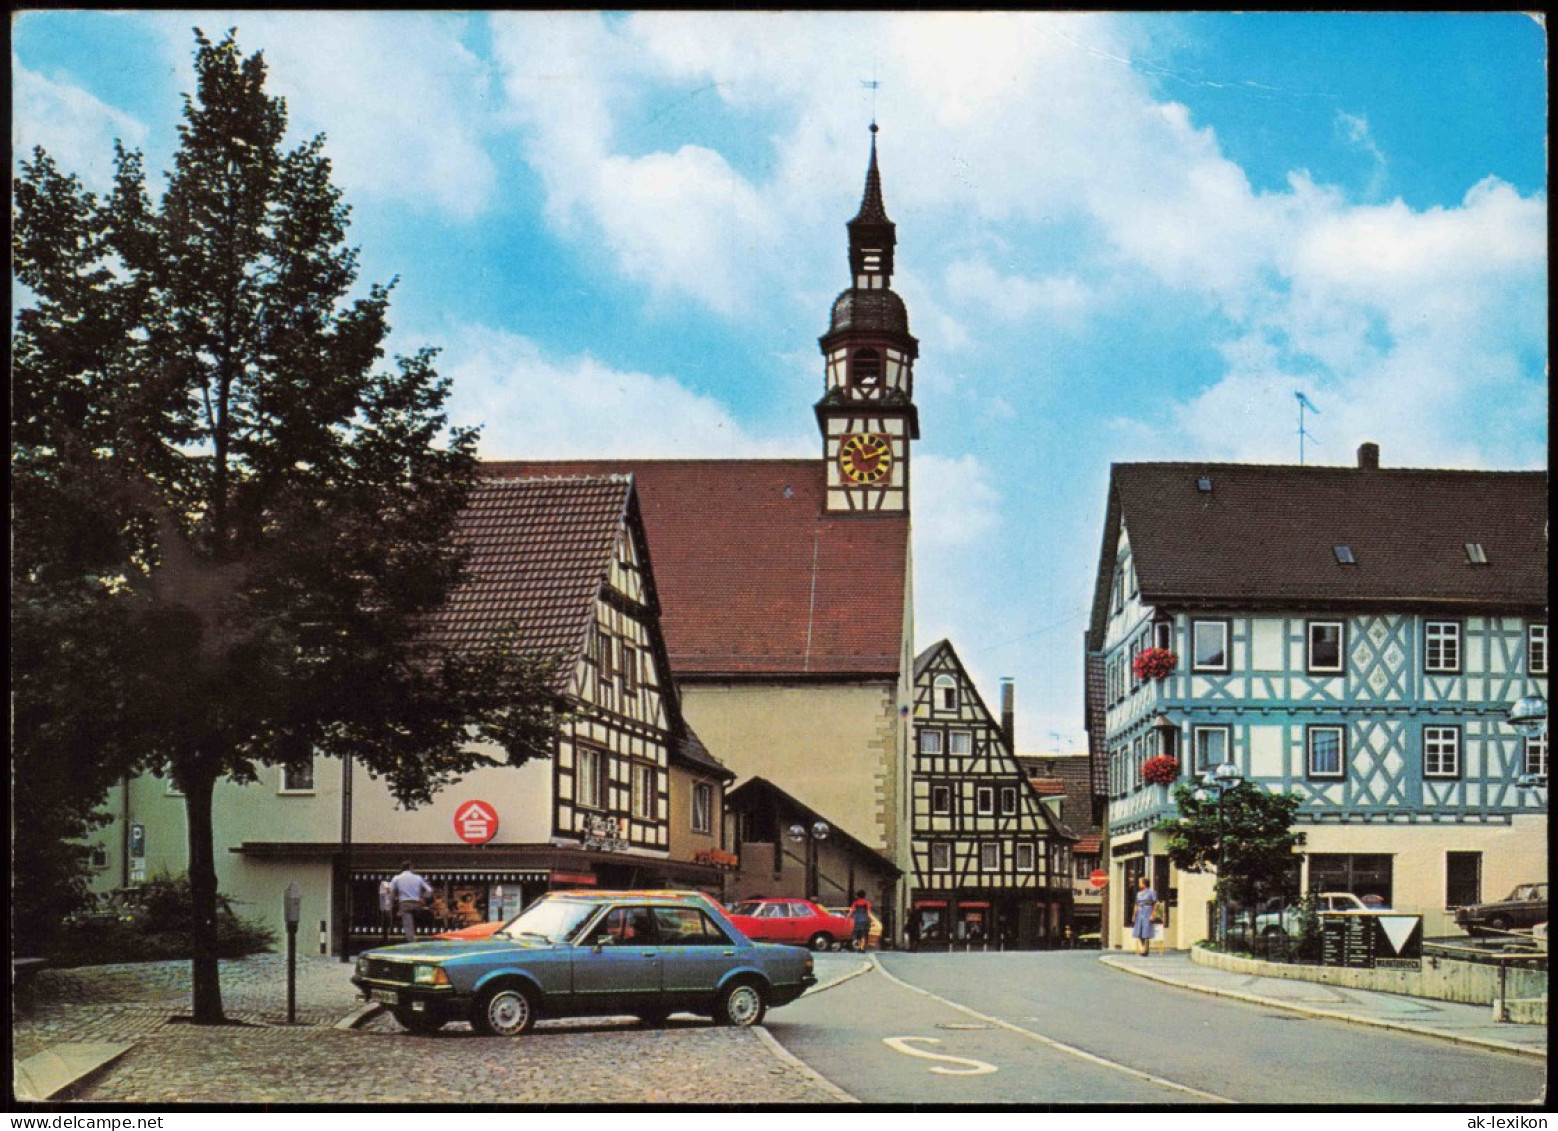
1193 760 1244 947
1507 694 1548 790
788 820 830 901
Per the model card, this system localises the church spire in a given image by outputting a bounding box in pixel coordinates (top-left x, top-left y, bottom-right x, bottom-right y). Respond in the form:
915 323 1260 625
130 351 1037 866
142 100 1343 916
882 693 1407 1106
847 123 896 287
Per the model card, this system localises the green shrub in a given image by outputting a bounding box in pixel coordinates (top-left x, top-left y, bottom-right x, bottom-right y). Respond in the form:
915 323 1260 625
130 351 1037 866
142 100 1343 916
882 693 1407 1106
47 874 276 967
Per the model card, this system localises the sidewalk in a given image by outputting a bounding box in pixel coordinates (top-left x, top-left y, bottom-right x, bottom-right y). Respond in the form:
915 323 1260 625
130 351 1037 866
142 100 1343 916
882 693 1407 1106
1101 949 1547 1060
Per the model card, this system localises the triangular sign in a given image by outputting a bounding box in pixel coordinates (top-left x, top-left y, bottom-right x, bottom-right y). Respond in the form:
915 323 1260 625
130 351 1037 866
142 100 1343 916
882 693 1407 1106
1376 914 1419 954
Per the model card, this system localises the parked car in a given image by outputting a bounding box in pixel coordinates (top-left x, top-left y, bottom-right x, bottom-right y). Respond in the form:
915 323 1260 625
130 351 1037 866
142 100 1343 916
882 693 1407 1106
432 890 724 942
1254 891 1374 937
725 898 856 951
353 890 815 1035
825 905 883 949
1454 883 1549 936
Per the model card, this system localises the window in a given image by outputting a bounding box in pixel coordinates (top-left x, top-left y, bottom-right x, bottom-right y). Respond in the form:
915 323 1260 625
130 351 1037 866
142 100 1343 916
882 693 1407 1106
1192 620 1229 672
975 786 995 816
1464 542 1488 565
1192 725 1230 774
1446 852 1481 909
577 746 607 809
1307 853 1392 907
979 843 1001 871
930 842 952 872
1307 725 1345 779
280 756 315 793
90 845 108 869
919 730 943 755
1153 620 1173 650
1423 725 1461 779
949 731 973 756
630 763 657 819
1307 621 1345 674
1132 736 1144 789
1333 544 1356 565
930 785 952 815
851 348 882 387
620 643 638 696
691 781 713 834
1016 843 1036 872
933 675 959 712
593 629 615 707
1525 732 1548 780
1424 621 1461 673
1530 624 1549 676
999 786 1017 815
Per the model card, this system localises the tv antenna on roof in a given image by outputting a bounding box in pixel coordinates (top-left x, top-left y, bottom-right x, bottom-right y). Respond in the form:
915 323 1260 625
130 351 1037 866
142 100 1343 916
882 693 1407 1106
1295 391 1321 465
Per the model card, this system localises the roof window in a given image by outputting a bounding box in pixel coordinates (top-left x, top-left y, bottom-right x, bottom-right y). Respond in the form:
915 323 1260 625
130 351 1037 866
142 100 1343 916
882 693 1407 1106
1464 542 1488 565
1196 477 1212 492
1333 544 1357 565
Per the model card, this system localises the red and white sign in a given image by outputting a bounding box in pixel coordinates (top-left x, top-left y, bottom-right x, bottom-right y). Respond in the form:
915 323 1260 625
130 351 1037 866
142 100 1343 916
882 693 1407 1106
1089 870 1109 890
454 800 498 845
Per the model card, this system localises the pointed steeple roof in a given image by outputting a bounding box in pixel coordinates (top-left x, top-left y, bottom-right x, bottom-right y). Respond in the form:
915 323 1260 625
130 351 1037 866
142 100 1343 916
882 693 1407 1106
850 123 891 226
846 124 896 267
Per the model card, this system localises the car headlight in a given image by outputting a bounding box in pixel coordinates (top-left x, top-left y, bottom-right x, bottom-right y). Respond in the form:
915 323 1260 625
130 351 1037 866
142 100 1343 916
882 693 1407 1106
413 964 450 986
355 957 367 977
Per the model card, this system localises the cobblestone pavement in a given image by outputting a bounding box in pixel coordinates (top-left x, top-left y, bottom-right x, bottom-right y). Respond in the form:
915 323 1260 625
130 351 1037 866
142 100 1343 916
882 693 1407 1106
13 953 848 1105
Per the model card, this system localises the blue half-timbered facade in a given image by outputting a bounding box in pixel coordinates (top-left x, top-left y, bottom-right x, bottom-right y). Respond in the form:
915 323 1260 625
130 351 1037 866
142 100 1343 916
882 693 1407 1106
1085 444 1548 946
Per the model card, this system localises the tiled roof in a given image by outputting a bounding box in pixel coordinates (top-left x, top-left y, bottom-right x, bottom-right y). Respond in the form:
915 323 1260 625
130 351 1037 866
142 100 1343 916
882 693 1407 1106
1018 755 1102 840
484 459 910 678
423 475 631 688
1089 461 1547 647
675 726 733 780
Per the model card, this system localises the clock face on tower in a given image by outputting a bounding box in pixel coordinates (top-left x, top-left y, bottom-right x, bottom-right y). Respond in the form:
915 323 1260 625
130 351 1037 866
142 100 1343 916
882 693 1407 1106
838 433 893 485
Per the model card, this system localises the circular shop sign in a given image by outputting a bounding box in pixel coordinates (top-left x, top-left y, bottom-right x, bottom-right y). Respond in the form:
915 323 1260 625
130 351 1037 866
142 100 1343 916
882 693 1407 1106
454 799 499 845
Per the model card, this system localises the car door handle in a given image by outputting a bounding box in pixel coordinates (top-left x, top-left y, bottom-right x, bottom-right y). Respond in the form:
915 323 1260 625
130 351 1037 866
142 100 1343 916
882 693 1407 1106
642 951 656 958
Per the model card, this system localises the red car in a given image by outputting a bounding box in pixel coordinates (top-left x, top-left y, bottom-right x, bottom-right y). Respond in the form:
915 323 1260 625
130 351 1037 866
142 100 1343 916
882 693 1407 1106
725 898 855 951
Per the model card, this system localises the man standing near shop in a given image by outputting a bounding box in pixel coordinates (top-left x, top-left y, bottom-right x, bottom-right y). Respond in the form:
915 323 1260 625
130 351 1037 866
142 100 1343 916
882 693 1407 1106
389 861 433 943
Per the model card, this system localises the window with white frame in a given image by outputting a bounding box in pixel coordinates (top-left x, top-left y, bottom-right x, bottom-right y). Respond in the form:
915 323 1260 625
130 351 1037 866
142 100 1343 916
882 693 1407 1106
1423 725 1461 778
931 785 952 815
1193 725 1230 774
280 756 315 793
593 629 615 707
979 842 1001 871
934 674 959 712
919 730 942 755
1308 621 1345 674
691 781 714 834
630 762 656 819
1132 736 1144 789
930 842 952 872
1530 623 1548 676
577 745 607 809
1424 621 1461 673
1307 725 1345 779
1192 620 1230 672
1016 843 1036 872
976 786 995 816
1525 732 1549 780
949 731 973 756
999 786 1017 815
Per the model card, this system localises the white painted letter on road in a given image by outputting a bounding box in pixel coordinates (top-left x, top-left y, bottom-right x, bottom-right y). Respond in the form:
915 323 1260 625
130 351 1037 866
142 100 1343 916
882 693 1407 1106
883 1037 998 1076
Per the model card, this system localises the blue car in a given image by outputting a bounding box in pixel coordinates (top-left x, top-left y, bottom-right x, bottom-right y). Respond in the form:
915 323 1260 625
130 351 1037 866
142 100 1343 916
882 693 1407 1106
352 890 817 1035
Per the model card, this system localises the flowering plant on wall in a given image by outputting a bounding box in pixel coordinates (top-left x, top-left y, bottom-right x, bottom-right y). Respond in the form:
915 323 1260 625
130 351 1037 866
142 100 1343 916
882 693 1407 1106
1141 755 1181 786
1133 647 1178 681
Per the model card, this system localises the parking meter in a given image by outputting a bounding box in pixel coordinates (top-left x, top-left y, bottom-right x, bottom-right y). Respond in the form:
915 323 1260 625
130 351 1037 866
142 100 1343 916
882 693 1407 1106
283 882 302 1023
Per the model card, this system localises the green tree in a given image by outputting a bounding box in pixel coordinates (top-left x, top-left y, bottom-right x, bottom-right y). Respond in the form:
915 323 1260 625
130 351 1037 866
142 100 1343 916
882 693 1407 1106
12 29 568 1022
1155 780 1306 933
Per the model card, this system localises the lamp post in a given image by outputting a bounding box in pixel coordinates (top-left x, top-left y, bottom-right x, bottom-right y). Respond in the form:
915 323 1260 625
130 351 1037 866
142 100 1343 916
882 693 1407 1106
1193 760 1244 947
1507 693 1548 790
788 820 830 901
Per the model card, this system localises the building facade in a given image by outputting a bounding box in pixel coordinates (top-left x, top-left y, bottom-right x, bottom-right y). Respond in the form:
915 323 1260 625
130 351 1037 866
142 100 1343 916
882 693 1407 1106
1019 754 1104 942
1085 445 1548 949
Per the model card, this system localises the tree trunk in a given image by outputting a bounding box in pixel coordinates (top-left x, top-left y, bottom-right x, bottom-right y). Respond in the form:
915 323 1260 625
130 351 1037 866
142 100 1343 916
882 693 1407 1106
184 767 227 1023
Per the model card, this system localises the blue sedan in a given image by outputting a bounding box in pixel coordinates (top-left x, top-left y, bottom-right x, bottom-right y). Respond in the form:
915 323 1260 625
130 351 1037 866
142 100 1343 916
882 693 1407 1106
351 890 816 1035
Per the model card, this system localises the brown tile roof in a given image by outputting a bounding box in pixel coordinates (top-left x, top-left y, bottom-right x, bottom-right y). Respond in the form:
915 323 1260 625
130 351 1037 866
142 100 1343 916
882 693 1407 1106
1018 755 1102 840
484 460 910 678
1088 461 1547 648
423 475 633 688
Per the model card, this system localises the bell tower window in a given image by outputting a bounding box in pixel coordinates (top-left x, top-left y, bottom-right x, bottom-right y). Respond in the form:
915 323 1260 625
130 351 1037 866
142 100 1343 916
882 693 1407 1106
851 348 882 388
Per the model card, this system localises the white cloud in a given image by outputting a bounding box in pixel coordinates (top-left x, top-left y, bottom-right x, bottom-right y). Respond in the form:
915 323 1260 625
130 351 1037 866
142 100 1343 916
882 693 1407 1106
12 64 147 191
945 258 1093 326
912 454 1002 547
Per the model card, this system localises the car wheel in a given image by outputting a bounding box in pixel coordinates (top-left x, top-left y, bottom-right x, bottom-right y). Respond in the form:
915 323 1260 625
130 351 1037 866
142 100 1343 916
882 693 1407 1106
1488 916 1510 933
390 1007 446 1034
473 983 537 1037
808 932 833 951
715 980 767 1028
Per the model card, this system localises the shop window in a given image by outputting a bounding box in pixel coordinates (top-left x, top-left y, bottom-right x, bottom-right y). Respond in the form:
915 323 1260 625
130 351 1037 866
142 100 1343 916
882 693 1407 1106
1306 853 1392 907
1446 852 1481 909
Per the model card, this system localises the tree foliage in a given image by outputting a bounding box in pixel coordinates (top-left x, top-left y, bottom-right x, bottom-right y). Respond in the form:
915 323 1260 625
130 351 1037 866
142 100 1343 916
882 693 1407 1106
12 29 568 1019
1154 781 1306 909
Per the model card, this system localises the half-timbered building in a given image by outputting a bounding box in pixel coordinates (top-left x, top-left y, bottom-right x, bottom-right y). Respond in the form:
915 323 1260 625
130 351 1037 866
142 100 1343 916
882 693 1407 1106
1085 444 1548 948
91 475 734 952
909 641 1075 948
1018 754 1105 942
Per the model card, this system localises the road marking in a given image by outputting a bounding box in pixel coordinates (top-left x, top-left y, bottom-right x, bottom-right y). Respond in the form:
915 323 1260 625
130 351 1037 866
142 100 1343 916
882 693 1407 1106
884 1036 998 1075
869 956 1233 1103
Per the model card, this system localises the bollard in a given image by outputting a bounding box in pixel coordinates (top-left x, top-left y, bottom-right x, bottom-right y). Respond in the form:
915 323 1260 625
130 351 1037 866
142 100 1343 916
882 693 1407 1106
283 883 302 1025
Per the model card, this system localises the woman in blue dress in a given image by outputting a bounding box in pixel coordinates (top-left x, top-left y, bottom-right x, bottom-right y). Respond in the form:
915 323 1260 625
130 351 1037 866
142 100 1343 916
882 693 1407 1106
1131 876 1159 956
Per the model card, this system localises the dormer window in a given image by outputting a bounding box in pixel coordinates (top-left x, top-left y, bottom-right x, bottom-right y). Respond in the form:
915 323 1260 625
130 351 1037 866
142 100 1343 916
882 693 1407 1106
851 348 882 387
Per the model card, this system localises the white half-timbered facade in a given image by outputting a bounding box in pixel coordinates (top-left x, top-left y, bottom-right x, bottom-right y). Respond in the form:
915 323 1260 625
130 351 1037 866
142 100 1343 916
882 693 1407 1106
910 640 1075 947
1086 446 1548 946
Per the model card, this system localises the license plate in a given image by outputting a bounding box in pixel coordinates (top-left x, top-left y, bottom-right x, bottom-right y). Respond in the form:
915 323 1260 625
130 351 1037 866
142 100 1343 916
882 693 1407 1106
367 989 400 1004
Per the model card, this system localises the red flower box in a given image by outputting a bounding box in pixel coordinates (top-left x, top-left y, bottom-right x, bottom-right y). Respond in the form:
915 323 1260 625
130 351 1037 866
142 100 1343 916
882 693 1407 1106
1133 648 1178 681
1142 755 1181 786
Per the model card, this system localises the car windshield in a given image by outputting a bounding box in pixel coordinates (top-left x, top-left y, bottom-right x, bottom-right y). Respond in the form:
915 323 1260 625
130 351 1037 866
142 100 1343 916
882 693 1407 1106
496 899 597 943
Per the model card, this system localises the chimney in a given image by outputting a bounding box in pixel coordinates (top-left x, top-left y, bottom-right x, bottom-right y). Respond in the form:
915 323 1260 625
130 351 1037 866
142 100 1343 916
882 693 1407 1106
1358 442 1380 470
1000 678 1015 753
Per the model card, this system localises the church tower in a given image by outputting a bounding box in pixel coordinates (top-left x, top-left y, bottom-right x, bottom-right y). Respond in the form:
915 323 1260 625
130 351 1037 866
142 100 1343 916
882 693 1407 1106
818 124 920 514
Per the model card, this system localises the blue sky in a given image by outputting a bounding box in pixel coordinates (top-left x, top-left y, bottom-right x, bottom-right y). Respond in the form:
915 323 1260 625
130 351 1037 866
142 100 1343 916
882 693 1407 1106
13 11 1548 754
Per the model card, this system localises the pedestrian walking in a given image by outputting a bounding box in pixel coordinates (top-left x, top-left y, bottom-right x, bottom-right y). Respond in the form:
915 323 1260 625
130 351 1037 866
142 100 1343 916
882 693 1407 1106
389 861 433 944
1131 875 1160 957
905 911 920 952
849 890 873 953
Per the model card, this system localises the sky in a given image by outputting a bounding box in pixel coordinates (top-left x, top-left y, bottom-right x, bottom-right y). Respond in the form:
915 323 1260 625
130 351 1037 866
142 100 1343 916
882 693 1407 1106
12 11 1548 755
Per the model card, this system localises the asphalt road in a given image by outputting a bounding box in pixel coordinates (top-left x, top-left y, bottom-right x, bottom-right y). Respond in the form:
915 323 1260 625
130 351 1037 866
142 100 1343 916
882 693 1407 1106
766 952 1547 1106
